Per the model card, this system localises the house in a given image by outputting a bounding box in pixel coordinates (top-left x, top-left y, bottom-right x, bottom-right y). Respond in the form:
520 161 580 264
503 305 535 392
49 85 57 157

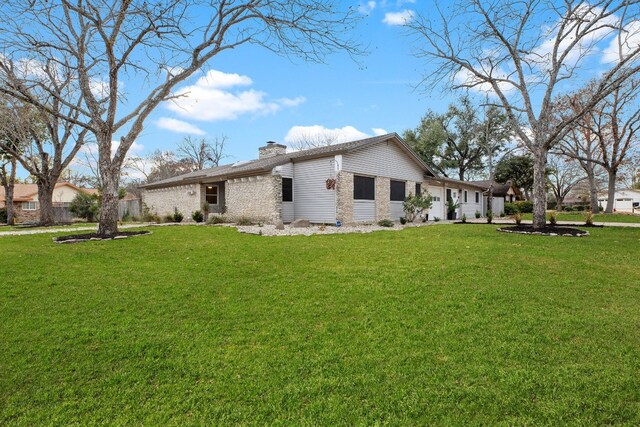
141 133 487 224
468 180 522 215
598 189 640 212
0 182 94 223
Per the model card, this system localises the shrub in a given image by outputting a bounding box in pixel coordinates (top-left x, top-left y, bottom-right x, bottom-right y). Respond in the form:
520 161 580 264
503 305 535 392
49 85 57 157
172 208 184 223
475 210 481 219
403 191 433 223
499 211 505 217
433 217 441 222
399 217 407 225
378 219 394 227
0 207 7 224
192 210 204 223
141 204 160 223
574 205 585 211
504 202 518 215
585 211 594 226
486 210 493 224
207 215 226 225
461 214 467 223
505 200 533 214
163 214 174 223
69 192 99 222
563 206 574 212
236 216 253 226
514 212 522 225
548 211 557 225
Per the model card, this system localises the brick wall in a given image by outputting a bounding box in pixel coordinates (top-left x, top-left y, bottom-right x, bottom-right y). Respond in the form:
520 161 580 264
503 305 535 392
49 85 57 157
225 175 281 223
142 184 202 221
335 171 353 224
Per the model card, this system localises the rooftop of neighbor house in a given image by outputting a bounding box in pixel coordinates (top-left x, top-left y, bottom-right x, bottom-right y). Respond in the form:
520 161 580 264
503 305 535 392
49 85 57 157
467 180 518 197
0 182 95 203
141 133 444 189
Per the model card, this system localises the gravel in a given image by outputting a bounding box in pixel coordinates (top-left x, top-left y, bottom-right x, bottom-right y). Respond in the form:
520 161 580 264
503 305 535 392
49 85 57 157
230 221 439 236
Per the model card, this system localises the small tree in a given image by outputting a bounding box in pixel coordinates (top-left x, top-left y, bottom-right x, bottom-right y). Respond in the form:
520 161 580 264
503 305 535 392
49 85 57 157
403 191 433 222
69 193 99 222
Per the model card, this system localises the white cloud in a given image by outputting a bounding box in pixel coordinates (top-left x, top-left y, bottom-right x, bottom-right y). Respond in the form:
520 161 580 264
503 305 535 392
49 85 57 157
166 69 304 121
284 125 381 146
358 1 376 15
372 127 388 136
156 117 206 135
602 20 640 64
453 68 517 95
383 10 414 26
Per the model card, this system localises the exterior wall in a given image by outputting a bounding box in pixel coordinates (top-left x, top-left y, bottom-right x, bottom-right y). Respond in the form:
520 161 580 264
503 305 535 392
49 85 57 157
226 174 280 223
376 176 390 221
599 190 640 212
275 163 294 222
460 188 483 218
202 181 226 214
292 157 336 223
13 203 39 223
427 185 444 220
336 171 353 224
342 141 425 182
52 185 82 203
143 183 202 221
490 197 505 215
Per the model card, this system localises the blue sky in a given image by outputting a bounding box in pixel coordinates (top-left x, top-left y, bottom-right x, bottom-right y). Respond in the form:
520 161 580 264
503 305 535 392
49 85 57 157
131 1 448 164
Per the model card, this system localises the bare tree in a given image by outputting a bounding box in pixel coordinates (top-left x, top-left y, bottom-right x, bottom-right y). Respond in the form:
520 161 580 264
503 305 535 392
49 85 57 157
547 154 586 211
287 131 339 151
407 0 640 228
0 1 362 236
0 150 17 225
177 136 228 170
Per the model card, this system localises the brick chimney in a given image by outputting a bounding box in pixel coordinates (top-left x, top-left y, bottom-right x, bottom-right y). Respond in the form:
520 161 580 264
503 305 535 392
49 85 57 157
258 141 287 159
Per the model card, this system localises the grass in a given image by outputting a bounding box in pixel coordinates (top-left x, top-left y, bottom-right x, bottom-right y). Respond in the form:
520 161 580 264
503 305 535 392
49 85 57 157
1 225 639 425
521 212 640 223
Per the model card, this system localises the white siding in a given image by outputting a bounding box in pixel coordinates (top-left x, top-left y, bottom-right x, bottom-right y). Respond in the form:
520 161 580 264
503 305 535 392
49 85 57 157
491 197 505 215
353 200 376 221
390 201 404 220
293 158 336 223
282 201 294 222
460 189 483 218
343 141 425 182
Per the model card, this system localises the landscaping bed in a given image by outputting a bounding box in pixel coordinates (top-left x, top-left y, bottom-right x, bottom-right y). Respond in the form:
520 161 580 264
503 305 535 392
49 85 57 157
54 230 151 243
497 225 589 236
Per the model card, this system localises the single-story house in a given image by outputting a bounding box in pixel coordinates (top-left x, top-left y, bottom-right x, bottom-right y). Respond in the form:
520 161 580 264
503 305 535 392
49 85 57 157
0 182 94 223
468 180 522 215
141 133 488 224
598 189 640 212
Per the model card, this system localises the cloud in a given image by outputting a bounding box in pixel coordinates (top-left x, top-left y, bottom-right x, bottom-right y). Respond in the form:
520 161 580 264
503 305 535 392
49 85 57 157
156 117 206 135
284 125 387 146
453 68 518 95
383 10 414 26
602 20 640 64
166 69 304 121
358 1 376 15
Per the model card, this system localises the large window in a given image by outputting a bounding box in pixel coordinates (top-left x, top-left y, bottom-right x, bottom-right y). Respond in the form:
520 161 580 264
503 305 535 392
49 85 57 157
22 201 37 211
354 175 375 200
390 180 406 201
205 185 218 205
282 177 293 202
415 183 422 195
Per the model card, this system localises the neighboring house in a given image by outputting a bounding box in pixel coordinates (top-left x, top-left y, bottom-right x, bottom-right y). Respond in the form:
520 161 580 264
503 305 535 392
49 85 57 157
468 180 522 215
0 182 94 223
598 189 640 212
141 133 487 224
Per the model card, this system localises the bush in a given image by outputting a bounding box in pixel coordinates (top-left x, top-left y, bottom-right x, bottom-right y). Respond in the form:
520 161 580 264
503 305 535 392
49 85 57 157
514 212 523 225
403 191 433 223
461 214 467 223
563 206 574 212
399 217 407 225
505 200 533 214
0 207 7 224
548 211 557 225
486 210 493 224
433 217 440 222
574 205 585 211
236 216 253 226
163 214 174 223
475 210 481 219
69 192 99 221
504 202 518 215
207 215 226 225
378 219 394 227
192 210 204 223
172 208 184 223
585 211 594 226
141 204 160 223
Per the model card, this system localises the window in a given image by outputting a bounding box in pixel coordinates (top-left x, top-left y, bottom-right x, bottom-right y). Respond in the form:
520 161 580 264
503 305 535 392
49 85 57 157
22 201 37 211
463 190 468 203
390 180 406 201
282 177 293 202
205 185 218 205
415 183 422 195
432 196 441 202
354 175 375 200
446 189 452 202
475 192 480 203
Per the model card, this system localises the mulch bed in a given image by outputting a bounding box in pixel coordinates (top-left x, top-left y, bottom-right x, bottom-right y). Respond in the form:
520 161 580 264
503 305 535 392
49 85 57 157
497 225 589 237
54 231 151 243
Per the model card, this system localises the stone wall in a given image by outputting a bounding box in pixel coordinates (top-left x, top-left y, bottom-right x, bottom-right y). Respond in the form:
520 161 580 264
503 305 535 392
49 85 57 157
225 174 281 223
143 184 202 221
376 176 391 221
335 171 353 224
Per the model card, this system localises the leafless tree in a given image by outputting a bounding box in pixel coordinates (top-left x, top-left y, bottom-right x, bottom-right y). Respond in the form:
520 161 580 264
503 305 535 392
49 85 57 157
0 151 17 225
287 131 339 151
177 136 228 170
407 0 640 228
547 154 586 211
0 1 362 236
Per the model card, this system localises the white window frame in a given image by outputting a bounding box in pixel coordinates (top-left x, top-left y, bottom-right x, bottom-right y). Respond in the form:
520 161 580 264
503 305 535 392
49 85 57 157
205 185 219 206
22 201 38 211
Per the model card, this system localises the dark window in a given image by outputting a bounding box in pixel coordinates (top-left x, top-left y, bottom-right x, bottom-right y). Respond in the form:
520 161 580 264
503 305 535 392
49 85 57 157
354 175 375 200
446 189 452 202
464 190 468 203
415 183 422 195
390 180 406 201
282 177 293 202
475 192 479 203
205 185 218 205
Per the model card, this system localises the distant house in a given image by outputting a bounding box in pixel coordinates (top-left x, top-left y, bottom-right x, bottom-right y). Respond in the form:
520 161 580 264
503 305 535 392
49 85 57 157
468 180 522 215
0 182 95 223
598 189 640 212
142 133 487 224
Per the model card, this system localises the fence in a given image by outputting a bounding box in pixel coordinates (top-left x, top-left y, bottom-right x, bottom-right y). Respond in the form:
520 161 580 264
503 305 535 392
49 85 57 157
118 199 142 220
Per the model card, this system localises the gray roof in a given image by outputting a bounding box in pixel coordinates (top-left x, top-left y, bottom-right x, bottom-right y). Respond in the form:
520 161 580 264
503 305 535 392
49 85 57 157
142 133 437 189
467 180 515 196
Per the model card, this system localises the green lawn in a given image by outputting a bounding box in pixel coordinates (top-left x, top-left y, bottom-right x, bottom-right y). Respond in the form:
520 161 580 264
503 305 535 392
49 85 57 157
1 225 639 425
522 212 640 223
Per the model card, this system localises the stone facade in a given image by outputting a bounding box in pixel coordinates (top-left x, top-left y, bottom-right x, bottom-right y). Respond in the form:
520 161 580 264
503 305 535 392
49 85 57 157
225 174 281 223
335 171 353 224
258 143 287 159
143 184 202 221
375 176 391 221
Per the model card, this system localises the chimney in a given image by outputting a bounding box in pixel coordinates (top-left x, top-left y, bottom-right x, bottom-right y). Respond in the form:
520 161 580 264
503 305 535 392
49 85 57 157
258 141 287 159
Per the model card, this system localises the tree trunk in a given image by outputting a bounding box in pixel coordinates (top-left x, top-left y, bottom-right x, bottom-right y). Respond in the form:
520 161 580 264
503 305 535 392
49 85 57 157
37 179 56 226
532 149 548 229
604 170 616 213
556 197 564 212
586 168 599 213
97 164 121 236
1 160 17 225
